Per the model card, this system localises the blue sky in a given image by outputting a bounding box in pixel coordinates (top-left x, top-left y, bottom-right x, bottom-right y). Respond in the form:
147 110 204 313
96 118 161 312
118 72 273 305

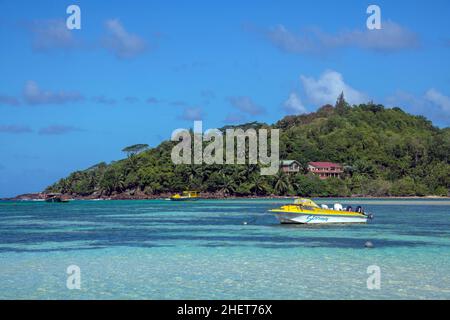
0 0 449 197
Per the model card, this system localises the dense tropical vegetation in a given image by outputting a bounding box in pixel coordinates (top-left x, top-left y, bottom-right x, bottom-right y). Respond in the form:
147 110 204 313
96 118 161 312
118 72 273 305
46 96 450 197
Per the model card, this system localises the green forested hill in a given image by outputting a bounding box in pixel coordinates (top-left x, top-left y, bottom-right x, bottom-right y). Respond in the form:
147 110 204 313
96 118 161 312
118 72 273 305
46 100 450 197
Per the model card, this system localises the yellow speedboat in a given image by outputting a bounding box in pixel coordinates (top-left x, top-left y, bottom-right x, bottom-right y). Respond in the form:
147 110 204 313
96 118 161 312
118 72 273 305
269 198 373 224
170 191 200 201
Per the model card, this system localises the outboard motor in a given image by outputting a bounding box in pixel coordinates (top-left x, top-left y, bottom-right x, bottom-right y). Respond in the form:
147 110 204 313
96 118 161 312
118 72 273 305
321 204 329 209
356 206 363 213
346 205 353 212
333 203 343 211
366 213 374 220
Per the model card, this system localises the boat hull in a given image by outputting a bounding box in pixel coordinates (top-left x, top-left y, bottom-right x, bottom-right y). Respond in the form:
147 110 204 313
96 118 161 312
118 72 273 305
45 197 69 203
169 197 199 201
274 212 368 224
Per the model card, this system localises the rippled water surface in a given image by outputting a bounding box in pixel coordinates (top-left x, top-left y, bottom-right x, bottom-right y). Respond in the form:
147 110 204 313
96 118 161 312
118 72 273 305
0 198 449 299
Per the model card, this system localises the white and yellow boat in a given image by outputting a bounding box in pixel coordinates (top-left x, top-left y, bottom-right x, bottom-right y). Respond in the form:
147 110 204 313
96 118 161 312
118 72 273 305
269 198 373 224
170 191 200 201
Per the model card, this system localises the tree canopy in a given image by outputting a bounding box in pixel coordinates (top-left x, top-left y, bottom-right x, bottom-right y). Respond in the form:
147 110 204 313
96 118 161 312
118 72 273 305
122 144 149 157
46 102 450 198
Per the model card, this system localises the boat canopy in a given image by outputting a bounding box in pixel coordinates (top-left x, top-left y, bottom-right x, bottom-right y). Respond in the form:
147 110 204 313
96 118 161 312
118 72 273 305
182 191 198 197
293 198 320 208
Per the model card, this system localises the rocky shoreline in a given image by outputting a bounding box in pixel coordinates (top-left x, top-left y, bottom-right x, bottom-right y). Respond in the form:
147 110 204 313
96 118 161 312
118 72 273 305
3 191 449 201
3 191 292 201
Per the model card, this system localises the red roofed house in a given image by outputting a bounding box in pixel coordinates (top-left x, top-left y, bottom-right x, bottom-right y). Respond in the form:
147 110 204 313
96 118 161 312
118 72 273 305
307 162 343 179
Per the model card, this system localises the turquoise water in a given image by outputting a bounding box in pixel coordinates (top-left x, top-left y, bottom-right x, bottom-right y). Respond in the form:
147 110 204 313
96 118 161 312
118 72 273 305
0 198 449 299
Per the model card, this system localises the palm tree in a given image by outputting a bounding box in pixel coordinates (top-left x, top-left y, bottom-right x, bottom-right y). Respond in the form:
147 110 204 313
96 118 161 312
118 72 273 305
244 164 258 179
186 165 202 183
290 174 303 195
274 171 291 195
232 165 247 184
117 174 126 192
88 173 98 191
200 164 215 184
59 178 71 194
100 169 125 195
219 173 237 196
126 154 139 173
250 175 267 195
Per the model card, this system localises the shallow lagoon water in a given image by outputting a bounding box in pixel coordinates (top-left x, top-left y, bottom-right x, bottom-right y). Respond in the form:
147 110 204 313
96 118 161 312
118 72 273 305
0 198 449 299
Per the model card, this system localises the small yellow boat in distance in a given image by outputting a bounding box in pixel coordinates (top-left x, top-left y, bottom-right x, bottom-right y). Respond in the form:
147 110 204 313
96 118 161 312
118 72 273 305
170 191 200 201
269 198 373 224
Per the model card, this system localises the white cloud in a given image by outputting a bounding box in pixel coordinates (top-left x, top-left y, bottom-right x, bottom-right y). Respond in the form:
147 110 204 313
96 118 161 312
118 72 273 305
227 96 265 115
386 89 450 125
124 96 139 103
224 113 247 123
38 125 81 135
146 97 160 104
102 19 147 59
267 25 317 54
28 19 79 52
23 81 84 105
300 70 367 106
0 95 20 106
179 107 204 121
92 95 116 105
0 125 32 134
26 18 149 58
266 21 419 54
425 89 450 113
283 92 307 114
386 90 424 109
321 21 419 52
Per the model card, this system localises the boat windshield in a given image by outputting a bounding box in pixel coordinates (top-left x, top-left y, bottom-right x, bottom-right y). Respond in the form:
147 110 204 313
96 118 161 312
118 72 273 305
293 198 319 208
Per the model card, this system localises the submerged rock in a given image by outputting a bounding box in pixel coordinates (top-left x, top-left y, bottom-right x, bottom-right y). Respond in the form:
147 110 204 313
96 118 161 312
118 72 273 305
365 241 374 248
